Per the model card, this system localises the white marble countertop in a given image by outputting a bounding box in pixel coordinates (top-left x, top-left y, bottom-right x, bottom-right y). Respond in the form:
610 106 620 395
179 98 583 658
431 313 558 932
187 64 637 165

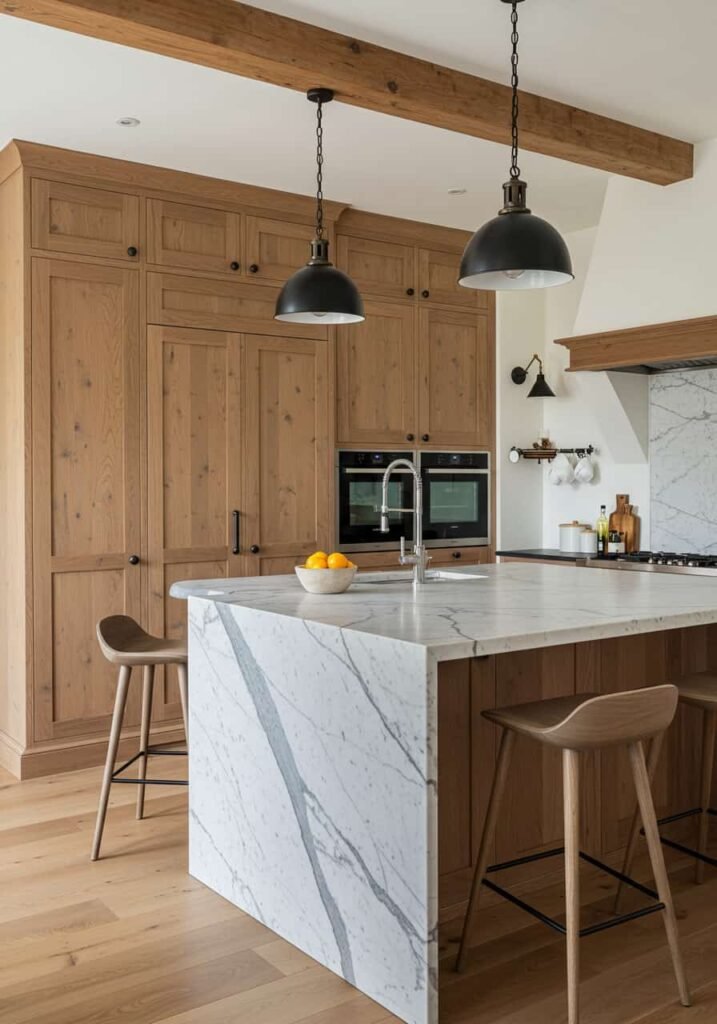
171 562 717 660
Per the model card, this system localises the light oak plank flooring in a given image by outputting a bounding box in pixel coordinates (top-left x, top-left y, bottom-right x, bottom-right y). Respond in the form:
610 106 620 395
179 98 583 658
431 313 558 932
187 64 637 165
1 761 715 1023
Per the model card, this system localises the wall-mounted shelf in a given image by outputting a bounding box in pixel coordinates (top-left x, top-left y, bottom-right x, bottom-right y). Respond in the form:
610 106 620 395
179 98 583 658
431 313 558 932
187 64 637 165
509 438 596 464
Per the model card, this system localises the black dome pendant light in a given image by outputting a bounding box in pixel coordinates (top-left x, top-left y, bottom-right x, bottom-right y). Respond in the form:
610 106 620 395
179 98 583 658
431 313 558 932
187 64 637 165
459 0 573 291
275 88 364 325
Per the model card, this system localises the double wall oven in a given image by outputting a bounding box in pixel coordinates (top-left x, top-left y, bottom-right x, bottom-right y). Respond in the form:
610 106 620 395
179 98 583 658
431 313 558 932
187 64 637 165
336 449 490 552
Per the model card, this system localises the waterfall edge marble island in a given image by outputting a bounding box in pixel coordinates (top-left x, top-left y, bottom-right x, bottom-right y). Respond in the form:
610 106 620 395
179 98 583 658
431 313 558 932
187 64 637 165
170 564 717 1024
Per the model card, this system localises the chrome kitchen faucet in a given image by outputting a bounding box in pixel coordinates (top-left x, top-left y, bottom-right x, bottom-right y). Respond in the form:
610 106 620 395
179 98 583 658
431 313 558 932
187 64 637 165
379 459 430 585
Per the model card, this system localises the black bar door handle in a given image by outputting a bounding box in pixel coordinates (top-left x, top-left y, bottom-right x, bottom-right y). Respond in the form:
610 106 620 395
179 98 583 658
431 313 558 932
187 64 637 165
232 510 241 554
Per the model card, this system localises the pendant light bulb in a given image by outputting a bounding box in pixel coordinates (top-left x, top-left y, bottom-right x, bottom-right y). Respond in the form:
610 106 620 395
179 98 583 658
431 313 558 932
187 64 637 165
459 0 573 292
275 89 364 325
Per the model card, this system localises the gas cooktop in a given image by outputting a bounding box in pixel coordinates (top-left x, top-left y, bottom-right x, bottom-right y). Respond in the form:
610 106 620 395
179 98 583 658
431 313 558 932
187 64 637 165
585 551 717 576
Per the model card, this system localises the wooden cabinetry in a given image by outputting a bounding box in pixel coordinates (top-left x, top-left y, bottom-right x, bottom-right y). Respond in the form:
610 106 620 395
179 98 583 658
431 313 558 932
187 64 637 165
244 216 315 285
31 259 142 743
418 246 488 310
146 199 241 274
336 300 416 445
336 234 415 301
32 179 140 261
351 546 491 573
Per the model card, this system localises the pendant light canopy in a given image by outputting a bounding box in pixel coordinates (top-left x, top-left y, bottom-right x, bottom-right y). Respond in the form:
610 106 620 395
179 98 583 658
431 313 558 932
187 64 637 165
275 88 364 325
459 0 573 291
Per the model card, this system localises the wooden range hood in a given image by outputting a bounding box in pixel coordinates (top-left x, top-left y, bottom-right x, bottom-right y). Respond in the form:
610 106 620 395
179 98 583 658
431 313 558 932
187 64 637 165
555 314 717 373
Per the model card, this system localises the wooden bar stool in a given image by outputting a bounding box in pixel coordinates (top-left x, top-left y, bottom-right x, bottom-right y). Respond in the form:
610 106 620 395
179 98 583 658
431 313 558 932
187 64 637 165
456 684 690 1024
92 615 189 861
620 672 717 889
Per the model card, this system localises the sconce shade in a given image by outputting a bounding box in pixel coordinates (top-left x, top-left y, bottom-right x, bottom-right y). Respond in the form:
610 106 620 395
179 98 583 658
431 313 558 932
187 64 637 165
527 371 556 398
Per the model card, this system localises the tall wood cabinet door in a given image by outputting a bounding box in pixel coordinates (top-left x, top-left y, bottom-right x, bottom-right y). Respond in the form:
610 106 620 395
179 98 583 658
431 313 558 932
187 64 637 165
244 216 315 285
32 259 142 742
147 326 242 722
494 645 575 876
241 334 331 575
417 307 494 447
146 199 242 275
418 247 491 310
31 180 140 262
336 235 416 301
336 300 416 445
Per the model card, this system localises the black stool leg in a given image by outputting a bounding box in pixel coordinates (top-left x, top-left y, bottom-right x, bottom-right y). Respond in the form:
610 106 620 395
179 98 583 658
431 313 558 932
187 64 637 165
697 709 717 884
136 664 154 820
92 664 131 861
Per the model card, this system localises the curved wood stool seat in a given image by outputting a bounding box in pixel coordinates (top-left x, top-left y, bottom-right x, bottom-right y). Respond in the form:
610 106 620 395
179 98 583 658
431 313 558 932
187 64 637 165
621 671 717 892
92 616 189 862
458 684 690 1024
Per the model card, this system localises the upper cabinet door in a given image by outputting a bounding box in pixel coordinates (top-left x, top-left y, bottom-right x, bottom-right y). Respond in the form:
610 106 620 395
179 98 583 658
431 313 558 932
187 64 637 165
31 259 142 742
244 216 315 285
241 333 331 575
32 179 140 262
418 307 495 447
336 300 416 446
418 247 491 310
336 234 415 301
146 199 242 274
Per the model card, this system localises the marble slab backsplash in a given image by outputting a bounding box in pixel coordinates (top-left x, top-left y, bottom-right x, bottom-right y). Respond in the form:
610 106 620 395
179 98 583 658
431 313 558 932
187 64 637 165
650 368 717 554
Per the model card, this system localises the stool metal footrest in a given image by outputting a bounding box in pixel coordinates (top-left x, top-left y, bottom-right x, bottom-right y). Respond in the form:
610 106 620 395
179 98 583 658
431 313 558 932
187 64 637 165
482 847 664 938
111 745 188 786
647 806 717 867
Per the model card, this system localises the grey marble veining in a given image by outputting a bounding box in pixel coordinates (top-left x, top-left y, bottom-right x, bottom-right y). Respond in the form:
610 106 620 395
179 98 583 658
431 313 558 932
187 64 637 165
650 368 717 554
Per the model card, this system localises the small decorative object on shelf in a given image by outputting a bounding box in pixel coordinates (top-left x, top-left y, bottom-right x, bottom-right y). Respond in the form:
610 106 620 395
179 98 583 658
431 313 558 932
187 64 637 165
509 438 596 464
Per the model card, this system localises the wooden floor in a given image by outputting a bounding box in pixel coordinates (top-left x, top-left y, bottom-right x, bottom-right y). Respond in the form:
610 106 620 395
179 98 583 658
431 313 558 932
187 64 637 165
1 761 716 1024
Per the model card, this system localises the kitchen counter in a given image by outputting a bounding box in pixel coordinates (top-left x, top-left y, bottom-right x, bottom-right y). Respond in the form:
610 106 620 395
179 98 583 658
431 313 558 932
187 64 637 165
497 546 595 562
172 564 717 1024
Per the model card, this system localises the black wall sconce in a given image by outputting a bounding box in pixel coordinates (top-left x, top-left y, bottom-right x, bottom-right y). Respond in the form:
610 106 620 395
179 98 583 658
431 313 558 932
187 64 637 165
511 353 555 398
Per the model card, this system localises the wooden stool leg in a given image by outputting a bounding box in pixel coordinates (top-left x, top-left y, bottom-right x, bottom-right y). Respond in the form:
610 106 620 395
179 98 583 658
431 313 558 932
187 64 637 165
628 741 691 1008
136 664 155 821
615 733 664 913
177 663 189 744
563 748 581 1024
91 664 132 862
696 709 717 884
456 728 515 972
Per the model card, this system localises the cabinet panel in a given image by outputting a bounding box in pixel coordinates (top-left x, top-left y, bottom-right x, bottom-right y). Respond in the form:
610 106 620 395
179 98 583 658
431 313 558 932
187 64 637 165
32 259 142 741
418 307 494 447
241 334 331 574
336 300 416 445
245 216 314 285
418 247 490 310
147 272 326 339
147 326 242 722
32 179 139 261
337 234 415 301
147 199 241 274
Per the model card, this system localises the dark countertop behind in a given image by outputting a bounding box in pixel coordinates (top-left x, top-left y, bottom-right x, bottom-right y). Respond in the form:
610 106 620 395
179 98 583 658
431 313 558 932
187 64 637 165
497 548 596 563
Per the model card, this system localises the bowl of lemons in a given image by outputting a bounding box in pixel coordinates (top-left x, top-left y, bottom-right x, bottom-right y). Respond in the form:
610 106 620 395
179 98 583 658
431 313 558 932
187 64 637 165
295 551 357 594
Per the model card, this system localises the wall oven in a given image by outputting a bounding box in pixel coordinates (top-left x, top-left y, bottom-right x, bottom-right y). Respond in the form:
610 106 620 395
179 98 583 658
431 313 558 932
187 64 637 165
419 451 490 547
336 450 415 551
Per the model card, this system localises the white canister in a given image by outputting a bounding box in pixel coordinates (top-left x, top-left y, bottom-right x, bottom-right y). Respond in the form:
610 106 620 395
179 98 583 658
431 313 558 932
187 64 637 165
559 521 587 553
579 529 598 556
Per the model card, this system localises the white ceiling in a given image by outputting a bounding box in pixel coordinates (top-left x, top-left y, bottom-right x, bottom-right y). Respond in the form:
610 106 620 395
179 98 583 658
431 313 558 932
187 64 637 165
2 1 711 235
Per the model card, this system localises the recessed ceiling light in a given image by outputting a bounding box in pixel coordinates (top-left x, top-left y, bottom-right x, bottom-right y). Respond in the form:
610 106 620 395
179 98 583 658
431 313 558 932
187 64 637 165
448 187 467 196
116 116 141 127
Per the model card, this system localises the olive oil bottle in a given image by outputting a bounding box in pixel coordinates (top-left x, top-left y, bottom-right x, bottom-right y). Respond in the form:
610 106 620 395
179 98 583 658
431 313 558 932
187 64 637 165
596 505 609 556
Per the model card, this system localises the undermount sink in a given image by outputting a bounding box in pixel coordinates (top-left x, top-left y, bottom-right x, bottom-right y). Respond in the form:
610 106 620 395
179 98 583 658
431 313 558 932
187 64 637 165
354 569 486 585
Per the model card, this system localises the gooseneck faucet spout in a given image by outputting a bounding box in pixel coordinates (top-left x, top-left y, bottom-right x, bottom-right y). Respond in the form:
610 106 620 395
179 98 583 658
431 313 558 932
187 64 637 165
379 459 429 585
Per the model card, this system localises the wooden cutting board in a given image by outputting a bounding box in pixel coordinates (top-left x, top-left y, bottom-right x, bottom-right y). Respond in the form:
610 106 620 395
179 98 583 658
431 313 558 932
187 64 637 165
609 494 640 552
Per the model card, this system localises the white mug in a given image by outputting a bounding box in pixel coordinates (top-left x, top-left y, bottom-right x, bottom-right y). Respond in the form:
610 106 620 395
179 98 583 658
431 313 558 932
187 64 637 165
574 455 594 483
548 452 575 486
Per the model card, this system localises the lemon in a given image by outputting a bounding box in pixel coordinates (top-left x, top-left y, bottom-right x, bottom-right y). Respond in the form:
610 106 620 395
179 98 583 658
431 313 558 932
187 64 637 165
305 553 329 570
309 550 329 561
327 552 350 569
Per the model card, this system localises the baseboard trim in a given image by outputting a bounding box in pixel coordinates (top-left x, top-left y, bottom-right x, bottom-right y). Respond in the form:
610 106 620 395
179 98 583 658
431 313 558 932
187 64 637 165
9 722 186 780
0 729 24 777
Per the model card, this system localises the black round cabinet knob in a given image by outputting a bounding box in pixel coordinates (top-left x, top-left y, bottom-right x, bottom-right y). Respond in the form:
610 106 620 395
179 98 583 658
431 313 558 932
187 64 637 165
406 433 415 441
421 289 430 298
128 554 140 565
406 288 415 296
452 551 462 560
230 261 240 271
249 264 259 274
250 545 260 554
421 433 430 442
127 246 138 257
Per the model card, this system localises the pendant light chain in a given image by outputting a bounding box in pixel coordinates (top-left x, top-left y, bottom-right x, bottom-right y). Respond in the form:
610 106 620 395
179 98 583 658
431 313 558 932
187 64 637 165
315 97 325 240
509 0 521 180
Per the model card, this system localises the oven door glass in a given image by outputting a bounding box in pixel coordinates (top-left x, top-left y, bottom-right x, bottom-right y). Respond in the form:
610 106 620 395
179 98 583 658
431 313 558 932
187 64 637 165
422 472 489 542
339 473 414 548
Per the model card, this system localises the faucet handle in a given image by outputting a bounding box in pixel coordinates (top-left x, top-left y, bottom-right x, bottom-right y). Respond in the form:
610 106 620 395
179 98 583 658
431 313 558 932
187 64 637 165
400 535 406 560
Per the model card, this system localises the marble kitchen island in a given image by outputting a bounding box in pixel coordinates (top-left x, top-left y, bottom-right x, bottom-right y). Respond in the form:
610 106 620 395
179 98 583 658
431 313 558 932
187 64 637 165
171 563 717 1024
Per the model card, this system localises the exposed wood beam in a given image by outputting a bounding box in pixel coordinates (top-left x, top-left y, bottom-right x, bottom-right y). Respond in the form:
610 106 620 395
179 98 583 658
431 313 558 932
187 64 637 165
0 0 693 185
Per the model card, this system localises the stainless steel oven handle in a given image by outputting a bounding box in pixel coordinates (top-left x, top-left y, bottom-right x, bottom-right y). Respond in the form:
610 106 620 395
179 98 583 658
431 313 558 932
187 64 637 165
344 468 415 475
422 468 490 475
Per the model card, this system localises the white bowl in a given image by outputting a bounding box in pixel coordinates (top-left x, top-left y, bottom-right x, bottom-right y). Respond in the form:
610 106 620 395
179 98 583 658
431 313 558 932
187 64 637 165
295 565 357 594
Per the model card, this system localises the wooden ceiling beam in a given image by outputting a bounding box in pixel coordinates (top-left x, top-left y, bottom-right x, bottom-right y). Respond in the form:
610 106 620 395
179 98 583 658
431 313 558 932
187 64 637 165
0 0 693 185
